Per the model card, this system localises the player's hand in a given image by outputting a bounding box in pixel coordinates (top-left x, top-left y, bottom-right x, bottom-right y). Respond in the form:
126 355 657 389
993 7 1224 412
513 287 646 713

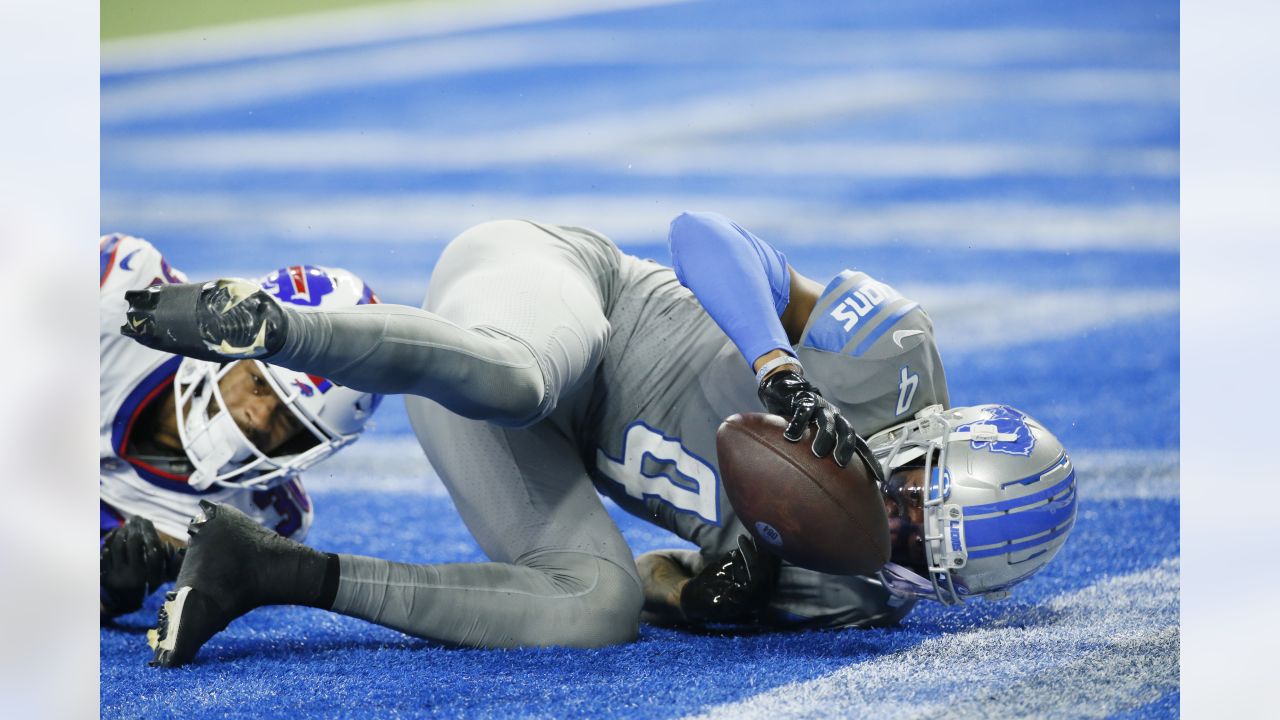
757 368 857 466
100 516 179 617
680 535 780 625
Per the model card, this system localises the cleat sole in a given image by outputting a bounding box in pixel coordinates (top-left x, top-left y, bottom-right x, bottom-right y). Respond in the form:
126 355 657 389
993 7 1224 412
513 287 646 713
148 585 190 666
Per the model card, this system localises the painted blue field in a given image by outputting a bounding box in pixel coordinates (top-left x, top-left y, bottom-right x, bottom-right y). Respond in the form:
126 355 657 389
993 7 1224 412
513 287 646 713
101 0 1179 716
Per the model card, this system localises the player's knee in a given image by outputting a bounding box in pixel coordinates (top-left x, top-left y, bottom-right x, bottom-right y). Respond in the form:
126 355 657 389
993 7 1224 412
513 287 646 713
571 561 644 647
524 553 643 647
480 342 549 428
491 384 548 428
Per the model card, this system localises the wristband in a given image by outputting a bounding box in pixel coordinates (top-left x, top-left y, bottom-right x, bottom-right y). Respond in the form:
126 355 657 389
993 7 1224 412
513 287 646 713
754 355 803 386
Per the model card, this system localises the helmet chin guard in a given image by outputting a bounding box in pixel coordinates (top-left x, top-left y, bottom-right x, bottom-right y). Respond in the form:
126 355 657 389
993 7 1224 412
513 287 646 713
869 404 1077 605
172 264 383 491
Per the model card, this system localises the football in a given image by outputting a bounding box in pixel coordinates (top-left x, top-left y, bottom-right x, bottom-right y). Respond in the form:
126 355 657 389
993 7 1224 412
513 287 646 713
716 412 890 576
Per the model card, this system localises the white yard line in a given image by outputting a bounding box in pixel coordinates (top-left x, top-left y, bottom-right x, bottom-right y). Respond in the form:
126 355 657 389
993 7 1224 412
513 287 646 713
103 58 1177 126
910 285 1180 353
582 143 1181 179
101 190 1179 250
687 558 1179 720
105 133 1179 179
1069 450 1179 500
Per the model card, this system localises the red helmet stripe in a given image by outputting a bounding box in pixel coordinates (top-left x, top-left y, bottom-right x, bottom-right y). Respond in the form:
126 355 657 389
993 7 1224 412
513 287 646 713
305 373 334 393
288 265 307 294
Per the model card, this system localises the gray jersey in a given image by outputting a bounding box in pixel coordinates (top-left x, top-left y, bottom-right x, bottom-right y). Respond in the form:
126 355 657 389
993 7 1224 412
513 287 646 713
586 255 949 627
272 220 949 639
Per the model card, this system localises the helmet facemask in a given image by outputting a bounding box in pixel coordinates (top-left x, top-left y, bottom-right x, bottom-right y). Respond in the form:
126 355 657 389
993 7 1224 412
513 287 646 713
173 358 358 491
873 407 969 604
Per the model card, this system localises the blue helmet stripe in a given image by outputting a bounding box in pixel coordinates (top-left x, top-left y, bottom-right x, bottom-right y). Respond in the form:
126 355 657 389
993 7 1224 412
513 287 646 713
962 481 1077 548
967 513 1076 560
1000 452 1068 487
962 463 1073 516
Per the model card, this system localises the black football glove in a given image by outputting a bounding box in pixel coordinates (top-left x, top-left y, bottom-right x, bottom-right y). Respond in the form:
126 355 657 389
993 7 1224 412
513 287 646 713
757 368 857 466
100 516 181 617
680 535 781 625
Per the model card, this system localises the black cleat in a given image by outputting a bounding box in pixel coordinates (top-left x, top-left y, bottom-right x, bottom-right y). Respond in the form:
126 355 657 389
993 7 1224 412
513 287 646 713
122 279 288 362
147 501 311 668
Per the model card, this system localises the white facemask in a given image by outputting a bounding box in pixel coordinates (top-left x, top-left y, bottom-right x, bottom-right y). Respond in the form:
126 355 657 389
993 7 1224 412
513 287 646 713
177 370 259 491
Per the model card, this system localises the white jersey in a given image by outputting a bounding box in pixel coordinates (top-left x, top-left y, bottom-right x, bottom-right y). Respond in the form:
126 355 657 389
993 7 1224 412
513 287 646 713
99 234 313 542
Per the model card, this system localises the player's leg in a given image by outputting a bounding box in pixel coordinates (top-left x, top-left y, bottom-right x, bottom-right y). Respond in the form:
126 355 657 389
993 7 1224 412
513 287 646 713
123 220 618 427
329 396 642 648
149 404 643 666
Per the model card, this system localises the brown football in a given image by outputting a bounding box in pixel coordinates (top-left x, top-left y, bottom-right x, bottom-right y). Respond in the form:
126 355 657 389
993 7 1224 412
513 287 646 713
716 412 890 576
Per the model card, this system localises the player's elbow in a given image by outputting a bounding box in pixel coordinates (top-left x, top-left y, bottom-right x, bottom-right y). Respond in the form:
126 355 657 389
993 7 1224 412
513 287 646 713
668 211 732 283
668 211 730 249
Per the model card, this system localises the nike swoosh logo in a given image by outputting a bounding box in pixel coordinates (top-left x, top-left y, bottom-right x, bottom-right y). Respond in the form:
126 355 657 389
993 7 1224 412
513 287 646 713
119 249 141 270
893 329 924 348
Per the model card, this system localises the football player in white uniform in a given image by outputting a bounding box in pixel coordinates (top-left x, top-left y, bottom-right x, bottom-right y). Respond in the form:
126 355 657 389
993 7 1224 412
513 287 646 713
99 234 384 618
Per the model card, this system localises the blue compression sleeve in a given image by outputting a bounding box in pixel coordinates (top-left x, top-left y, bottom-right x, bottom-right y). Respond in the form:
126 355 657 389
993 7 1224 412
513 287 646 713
668 211 793 366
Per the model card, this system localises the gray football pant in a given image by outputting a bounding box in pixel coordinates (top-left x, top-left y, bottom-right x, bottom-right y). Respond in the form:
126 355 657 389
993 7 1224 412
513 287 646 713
269 220 643 648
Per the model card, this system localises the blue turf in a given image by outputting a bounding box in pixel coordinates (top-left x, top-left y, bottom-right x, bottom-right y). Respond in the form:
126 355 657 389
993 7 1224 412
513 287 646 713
101 0 1179 716
101 490 1177 717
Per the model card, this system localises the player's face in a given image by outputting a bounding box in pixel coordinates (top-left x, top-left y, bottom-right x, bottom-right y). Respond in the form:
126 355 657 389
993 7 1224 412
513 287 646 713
882 467 928 575
213 361 303 454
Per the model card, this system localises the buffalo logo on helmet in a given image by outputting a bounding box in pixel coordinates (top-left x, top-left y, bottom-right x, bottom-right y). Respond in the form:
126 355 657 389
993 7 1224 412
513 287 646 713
291 375 334 398
263 265 337 307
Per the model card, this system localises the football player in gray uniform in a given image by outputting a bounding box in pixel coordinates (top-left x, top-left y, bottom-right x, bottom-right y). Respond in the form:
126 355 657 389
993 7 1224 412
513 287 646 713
121 212 1076 666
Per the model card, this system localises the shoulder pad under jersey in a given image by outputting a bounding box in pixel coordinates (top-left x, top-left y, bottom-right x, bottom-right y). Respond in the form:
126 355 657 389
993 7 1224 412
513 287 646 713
100 233 187 294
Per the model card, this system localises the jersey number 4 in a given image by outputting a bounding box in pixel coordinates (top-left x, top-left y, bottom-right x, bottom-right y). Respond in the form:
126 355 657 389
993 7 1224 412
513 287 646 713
596 422 720 524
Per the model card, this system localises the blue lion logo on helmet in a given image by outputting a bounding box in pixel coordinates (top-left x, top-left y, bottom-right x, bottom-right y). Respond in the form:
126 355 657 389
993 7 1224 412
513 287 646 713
262 265 337 307
958 405 1036 457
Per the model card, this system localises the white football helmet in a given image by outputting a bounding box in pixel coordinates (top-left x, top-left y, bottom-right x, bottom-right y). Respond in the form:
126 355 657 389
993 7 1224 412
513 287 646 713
174 265 384 490
870 404 1076 605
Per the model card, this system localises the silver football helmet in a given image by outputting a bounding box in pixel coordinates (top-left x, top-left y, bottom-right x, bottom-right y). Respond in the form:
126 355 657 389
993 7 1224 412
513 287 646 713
870 403 1076 605
175 265 383 490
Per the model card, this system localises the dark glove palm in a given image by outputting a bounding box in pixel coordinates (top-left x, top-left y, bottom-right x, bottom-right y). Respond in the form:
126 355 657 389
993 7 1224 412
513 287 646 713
100 516 180 617
757 368 857 466
680 535 780 625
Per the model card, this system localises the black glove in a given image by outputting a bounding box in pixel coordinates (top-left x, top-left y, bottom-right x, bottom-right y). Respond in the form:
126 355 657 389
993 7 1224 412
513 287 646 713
757 368 857 466
100 516 181 617
680 535 780 625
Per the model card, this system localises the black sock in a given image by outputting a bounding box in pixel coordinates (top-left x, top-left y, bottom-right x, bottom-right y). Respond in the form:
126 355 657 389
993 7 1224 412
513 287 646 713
260 545 341 610
315 553 341 610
